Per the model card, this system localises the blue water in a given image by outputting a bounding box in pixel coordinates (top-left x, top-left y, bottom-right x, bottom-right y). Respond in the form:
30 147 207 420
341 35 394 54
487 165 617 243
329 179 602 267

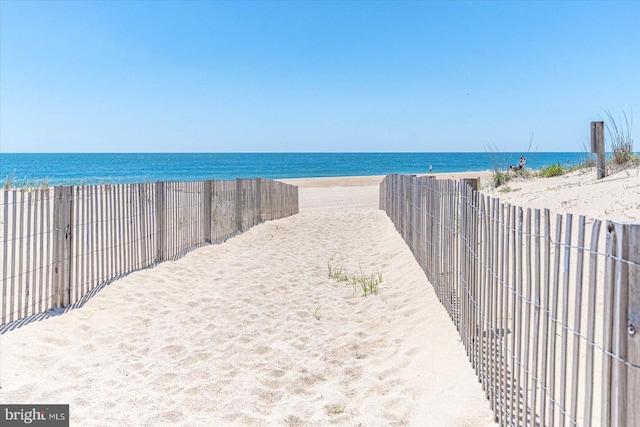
0 152 589 186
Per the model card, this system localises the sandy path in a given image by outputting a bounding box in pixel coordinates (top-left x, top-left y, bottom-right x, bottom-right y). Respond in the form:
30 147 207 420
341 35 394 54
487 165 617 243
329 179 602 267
0 184 494 426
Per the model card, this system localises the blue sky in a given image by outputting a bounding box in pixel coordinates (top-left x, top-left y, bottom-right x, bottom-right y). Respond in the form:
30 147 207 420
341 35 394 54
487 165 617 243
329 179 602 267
1 1 638 153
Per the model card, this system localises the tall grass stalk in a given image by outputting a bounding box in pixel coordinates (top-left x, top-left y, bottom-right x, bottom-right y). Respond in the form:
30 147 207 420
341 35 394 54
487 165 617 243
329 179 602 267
603 108 635 165
484 142 511 188
3 173 14 190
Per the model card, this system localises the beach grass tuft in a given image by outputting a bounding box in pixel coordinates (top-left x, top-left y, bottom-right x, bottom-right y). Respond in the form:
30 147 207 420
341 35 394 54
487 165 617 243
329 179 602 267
491 170 510 187
603 108 635 165
328 406 345 415
540 163 565 177
327 260 382 297
2 174 50 191
484 142 511 188
3 173 14 190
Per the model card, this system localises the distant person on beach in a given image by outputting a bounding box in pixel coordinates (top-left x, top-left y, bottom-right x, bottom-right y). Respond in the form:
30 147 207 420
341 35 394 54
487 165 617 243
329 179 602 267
510 156 526 171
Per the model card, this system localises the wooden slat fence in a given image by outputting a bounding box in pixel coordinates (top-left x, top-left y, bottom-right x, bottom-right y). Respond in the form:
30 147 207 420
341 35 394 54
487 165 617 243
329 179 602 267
380 173 640 427
0 178 298 327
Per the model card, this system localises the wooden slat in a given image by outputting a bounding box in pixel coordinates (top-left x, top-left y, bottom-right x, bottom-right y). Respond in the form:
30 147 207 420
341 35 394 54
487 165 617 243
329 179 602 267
117 184 124 275
72 187 80 304
531 209 542 426
548 213 564 426
479 195 489 399
89 185 95 290
501 203 511 427
488 197 498 418
622 223 640 427
2 191 9 324
78 186 85 299
584 220 602 426
24 191 32 317
139 184 147 268
509 204 518 426
63 186 72 308
496 201 506 425
559 214 574 427
36 190 44 314
539 209 552 425
15 191 24 320
44 188 52 312
523 208 532 426
30 190 39 316
515 207 524 425
155 181 164 262
95 185 102 285
570 216 587 421
9 190 17 321
107 184 114 280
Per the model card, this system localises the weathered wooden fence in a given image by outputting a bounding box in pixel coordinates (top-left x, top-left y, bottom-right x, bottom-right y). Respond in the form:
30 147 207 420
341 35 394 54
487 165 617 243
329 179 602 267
380 174 640 427
0 178 298 327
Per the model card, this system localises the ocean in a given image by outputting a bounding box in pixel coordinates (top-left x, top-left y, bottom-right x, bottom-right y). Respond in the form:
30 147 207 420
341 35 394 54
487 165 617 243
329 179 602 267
1 152 587 186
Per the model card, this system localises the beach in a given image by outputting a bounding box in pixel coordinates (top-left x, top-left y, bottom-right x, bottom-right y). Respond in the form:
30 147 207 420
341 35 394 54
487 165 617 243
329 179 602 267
1 167 638 426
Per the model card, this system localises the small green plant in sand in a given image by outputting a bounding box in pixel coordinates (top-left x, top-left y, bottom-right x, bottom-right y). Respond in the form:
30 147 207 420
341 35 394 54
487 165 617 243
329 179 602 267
327 259 344 280
328 405 345 415
312 305 321 321
540 163 565 178
327 260 383 297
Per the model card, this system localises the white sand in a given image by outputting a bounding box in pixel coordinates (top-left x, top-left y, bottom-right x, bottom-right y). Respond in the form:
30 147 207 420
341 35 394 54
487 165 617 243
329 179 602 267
1 176 495 426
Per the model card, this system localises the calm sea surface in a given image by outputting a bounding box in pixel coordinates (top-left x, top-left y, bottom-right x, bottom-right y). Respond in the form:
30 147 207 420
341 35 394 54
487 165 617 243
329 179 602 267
1 152 587 186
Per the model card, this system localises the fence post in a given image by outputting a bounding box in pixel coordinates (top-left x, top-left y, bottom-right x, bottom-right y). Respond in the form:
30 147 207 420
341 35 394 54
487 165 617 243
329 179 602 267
236 178 243 233
591 121 606 179
462 178 479 192
155 181 165 262
52 186 73 309
255 178 263 223
203 180 213 243
604 221 640 427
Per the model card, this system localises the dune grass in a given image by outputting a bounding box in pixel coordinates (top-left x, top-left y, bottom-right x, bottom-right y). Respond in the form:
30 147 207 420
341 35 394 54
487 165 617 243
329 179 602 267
603 108 635 166
3 173 50 191
327 260 382 297
540 163 565 178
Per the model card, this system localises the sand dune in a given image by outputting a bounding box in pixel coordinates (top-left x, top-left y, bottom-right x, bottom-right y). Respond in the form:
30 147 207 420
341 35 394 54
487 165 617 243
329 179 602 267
483 166 640 222
0 180 494 426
